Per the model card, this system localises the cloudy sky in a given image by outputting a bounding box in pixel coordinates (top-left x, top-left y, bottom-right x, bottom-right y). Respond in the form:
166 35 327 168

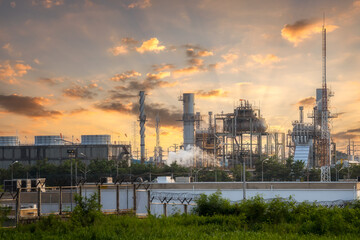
0 0 359 154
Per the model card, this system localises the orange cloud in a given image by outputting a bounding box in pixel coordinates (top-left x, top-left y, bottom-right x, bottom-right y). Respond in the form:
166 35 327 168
250 54 281 65
295 96 316 107
110 70 141 82
216 53 238 69
173 66 201 76
136 38 165 53
32 0 64 8
63 83 100 99
0 61 32 84
281 19 338 46
128 0 151 9
196 89 228 98
109 45 128 56
152 63 175 72
146 71 170 80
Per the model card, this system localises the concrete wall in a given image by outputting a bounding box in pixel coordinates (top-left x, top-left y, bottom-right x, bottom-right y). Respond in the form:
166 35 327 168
0 144 130 168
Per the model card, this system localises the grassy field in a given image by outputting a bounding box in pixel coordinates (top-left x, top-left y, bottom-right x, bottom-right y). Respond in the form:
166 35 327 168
1 192 360 239
1 215 360 240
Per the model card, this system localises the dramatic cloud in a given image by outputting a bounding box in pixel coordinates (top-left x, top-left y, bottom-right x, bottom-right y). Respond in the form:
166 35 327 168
32 0 64 8
128 0 151 9
295 96 316 107
250 54 281 65
195 89 229 98
136 38 165 53
110 37 164 55
63 83 99 99
110 70 141 82
95 100 181 128
281 19 338 46
0 94 61 117
0 61 32 83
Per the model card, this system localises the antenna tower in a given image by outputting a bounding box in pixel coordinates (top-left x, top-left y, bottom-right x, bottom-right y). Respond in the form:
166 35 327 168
320 19 331 182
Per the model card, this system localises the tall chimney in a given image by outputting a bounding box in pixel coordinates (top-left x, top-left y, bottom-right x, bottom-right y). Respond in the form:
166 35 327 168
182 93 195 150
299 106 304 123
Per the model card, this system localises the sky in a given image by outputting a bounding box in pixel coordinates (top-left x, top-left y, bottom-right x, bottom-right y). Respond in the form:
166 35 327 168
0 0 360 154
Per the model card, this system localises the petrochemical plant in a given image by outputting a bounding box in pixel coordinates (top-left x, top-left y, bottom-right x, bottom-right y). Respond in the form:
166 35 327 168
0 23 356 182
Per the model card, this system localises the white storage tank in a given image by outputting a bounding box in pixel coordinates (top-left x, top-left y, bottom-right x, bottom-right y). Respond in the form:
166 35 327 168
35 135 63 145
81 135 111 145
0 136 19 146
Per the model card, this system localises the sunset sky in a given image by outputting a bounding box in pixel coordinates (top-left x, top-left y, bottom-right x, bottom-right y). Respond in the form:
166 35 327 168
0 0 360 154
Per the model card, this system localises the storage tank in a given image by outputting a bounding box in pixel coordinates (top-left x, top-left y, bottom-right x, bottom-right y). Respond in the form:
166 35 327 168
81 135 111 145
0 136 19 146
35 135 63 145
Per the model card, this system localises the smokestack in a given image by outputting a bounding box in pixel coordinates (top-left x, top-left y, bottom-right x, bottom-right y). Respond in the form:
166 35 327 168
208 111 213 130
139 91 146 163
195 112 201 130
182 93 195 150
299 106 304 123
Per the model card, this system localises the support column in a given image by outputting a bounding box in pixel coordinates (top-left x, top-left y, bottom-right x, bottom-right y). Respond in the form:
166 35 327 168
163 203 167 217
184 204 188 215
37 188 41 217
97 185 101 209
59 186 62 215
147 190 151 214
116 185 120 214
15 188 21 225
133 184 137 213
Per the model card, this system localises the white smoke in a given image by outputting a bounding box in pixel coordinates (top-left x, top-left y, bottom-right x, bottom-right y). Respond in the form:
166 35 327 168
167 146 216 167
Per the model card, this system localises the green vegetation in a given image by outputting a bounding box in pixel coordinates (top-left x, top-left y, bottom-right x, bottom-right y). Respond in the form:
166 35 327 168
0 155 358 186
1 192 360 239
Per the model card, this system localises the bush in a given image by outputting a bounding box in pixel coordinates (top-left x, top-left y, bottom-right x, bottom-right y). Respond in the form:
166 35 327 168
71 193 102 227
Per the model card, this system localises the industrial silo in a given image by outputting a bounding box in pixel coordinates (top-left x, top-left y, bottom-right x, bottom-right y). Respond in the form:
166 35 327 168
81 135 111 145
0 136 19 146
35 135 63 145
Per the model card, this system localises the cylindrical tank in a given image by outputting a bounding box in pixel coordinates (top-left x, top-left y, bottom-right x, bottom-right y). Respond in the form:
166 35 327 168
35 135 63 145
0 136 19 146
81 135 111 145
183 93 195 149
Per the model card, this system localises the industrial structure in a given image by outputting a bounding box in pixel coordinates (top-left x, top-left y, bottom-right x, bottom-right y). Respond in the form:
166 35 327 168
191 99 287 168
0 135 131 168
139 91 146 164
289 21 337 181
154 113 163 165
179 93 196 150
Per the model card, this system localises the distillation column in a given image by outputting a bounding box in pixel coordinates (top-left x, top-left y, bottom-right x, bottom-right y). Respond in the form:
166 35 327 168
139 91 146 163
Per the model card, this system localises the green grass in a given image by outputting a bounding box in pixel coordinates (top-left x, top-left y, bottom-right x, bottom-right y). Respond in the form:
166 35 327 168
2 192 360 239
1 215 360 240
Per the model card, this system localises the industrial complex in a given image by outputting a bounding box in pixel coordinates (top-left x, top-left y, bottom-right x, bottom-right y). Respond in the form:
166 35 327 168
0 23 356 183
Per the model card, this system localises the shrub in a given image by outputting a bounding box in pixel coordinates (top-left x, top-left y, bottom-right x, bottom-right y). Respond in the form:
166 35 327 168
71 193 102 227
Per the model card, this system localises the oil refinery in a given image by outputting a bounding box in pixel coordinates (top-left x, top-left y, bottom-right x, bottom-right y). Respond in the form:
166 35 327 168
0 22 357 183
